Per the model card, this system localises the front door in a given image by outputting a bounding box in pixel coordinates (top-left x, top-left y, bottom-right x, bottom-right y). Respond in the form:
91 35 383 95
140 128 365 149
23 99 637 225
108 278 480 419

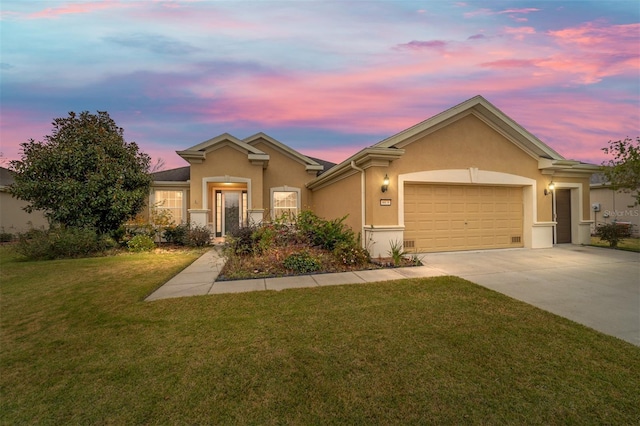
555 189 572 244
215 190 247 237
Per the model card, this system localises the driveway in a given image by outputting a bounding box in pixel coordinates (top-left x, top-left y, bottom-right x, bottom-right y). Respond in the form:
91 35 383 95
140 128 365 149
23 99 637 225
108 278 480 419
419 245 639 346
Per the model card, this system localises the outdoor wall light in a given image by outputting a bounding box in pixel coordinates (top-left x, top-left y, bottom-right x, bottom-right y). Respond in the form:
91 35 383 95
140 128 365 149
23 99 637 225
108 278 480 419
544 181 555 196
381 174 390 193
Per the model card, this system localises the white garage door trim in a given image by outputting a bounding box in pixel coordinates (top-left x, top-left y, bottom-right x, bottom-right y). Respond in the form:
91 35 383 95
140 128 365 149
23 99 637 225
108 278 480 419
398 168 552 249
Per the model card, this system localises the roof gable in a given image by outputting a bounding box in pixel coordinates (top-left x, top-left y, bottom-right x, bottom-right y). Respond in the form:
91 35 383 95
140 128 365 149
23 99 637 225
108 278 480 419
244 132 324 173
375 95 564 161
177 133 269 166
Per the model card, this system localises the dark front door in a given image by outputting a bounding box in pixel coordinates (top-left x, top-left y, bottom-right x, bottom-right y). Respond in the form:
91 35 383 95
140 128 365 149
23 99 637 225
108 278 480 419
555 189 572 244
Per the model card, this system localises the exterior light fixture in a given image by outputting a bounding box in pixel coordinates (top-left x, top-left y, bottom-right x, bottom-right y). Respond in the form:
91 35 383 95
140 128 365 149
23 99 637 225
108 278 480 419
381 174 390 193
544 180 555 196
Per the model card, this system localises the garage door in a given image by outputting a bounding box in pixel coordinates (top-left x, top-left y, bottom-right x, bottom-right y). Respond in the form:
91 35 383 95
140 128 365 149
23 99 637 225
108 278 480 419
404 184 523 252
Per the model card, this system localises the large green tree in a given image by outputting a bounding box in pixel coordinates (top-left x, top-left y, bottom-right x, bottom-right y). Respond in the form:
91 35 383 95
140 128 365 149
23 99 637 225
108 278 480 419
10 111 152 234
601 137 640 206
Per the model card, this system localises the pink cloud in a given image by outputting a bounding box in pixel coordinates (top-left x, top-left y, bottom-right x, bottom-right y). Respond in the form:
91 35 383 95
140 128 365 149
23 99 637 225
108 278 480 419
480 59 539 69
545 22 640 84
27 0 125 19
503 26 536 40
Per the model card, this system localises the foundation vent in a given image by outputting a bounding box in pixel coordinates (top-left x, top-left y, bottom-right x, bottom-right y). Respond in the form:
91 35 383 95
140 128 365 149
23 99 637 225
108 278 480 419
403 240 415 249
511 236 522 244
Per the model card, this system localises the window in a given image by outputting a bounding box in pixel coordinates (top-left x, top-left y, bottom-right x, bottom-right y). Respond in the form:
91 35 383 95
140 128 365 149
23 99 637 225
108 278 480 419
272 189 299 219
154 190 184 224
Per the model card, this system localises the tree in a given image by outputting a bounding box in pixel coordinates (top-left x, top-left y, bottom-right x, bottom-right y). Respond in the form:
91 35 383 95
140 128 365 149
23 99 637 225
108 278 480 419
601 137 640 206
9 111 152 234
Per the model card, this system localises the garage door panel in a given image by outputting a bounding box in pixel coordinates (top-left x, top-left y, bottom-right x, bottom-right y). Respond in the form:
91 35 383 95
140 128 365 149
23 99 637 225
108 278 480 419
404 183 523 252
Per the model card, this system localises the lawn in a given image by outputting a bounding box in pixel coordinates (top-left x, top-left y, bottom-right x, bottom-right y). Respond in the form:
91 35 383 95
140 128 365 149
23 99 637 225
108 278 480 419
590 236 640 252
1 246 639 424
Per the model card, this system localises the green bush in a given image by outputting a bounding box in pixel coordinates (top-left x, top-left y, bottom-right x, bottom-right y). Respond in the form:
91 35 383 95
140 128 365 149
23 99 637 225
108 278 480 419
0 232 13 243
163 223 189 245
127 234 156 252
283 250 321 274
15 227 114 260
294 210 356 251
252 225 277 254
595 222 633 248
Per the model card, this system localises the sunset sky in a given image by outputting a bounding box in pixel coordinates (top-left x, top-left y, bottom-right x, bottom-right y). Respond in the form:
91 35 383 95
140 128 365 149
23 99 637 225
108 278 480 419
1 0 638 170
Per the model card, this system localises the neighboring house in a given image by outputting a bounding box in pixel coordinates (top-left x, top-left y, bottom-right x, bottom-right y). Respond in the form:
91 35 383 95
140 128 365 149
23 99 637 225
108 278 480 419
0 166 49 234
150 95 599 257
590 174 639 236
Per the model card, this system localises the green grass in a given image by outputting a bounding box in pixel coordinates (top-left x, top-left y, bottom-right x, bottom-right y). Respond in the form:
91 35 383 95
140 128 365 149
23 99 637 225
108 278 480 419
1 246 639 424
590 236 640 252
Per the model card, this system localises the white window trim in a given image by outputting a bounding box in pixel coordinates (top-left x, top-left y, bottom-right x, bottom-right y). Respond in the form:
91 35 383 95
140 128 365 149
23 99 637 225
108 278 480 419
270 186 301 220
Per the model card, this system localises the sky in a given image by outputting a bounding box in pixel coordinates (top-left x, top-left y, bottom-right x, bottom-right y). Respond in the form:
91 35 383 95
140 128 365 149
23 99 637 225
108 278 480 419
1 0 638 170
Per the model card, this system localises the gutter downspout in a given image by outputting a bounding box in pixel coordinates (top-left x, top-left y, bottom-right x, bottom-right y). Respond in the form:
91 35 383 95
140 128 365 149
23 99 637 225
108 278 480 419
350 161 366 248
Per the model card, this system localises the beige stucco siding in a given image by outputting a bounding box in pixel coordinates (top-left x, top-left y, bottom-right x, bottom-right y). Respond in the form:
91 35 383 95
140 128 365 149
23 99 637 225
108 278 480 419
189 145 264 211
252 140 314 216
310 172 362 233
380 114 555 224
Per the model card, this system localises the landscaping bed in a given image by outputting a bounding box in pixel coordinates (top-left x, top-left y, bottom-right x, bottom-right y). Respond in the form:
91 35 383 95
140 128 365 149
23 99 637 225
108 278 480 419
218 211 421 281
218 244 419 281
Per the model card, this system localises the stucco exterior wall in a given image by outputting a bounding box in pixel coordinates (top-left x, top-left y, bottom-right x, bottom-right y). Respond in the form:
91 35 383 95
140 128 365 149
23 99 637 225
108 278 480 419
309 171 362 233
0 191 49 233
189 145 264 211
386 114 553 223
252 140 315 216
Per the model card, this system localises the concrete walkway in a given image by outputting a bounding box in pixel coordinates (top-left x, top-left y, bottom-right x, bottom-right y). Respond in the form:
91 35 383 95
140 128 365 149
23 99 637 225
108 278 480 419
145 245 639 346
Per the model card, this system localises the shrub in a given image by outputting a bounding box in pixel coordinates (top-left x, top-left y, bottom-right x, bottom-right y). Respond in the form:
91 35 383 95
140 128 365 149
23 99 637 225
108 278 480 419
595 222 633 248
333 240 370 266
388 240 408 266
15 227 114 260
127 234 156 252
283 250 321 274
186 224 212 247
163 223 189 245
0 231 13 243
294 210 356 251
252 225 277 254
225 225 256 256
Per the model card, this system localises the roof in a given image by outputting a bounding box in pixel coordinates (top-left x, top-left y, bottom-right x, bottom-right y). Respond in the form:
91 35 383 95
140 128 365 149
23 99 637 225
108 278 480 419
307 157 337 175
176 132 328 173
0 166 15 187
151 166 190 182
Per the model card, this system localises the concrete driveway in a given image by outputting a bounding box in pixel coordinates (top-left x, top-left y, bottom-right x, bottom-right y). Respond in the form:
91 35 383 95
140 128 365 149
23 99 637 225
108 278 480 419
419 245 639 346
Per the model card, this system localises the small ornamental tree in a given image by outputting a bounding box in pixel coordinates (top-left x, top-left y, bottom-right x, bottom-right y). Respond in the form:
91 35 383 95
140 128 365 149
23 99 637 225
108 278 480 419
9 111 152 234
602 137 640 206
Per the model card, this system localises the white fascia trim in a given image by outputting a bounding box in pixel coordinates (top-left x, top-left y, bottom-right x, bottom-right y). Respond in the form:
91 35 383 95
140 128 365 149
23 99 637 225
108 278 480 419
244 132 322 168
152 181 189 188
201 176 251 211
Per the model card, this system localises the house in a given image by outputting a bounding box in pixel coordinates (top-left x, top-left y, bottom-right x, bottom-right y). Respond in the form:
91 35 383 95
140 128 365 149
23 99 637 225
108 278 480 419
151 95 599 257
590 174 639 236
0 166 49 234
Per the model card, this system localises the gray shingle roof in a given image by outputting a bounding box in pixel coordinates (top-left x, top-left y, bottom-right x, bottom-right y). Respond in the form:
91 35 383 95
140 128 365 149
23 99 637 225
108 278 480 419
151 166 190 182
